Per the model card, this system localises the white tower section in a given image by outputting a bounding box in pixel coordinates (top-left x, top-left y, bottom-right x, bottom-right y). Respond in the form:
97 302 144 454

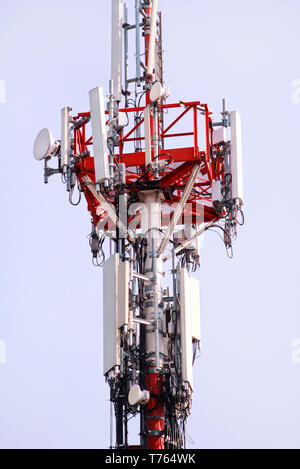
139 190 165 370
111 0 123 102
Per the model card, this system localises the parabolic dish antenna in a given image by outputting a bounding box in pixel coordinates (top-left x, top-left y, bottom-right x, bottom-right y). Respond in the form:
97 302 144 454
33 128 58 161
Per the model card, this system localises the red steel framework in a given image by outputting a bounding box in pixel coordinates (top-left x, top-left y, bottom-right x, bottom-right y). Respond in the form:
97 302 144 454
73 101 221 232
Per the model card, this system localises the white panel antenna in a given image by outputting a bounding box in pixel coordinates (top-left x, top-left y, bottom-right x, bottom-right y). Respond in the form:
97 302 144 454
117 260 129 329
230 111 243 204
111 0 123 102
179 268 194 390
89 87 110 184
146 0 159 79
61 107 71 171
144 105 152 166
103 253 121 375
189 276 201 342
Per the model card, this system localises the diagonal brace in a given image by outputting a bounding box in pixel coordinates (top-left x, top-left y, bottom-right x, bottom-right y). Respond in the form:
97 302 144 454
157 164 200 256
82 175 134 243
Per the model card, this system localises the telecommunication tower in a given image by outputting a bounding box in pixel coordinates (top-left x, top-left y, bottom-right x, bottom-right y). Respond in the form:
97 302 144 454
34 0 244 450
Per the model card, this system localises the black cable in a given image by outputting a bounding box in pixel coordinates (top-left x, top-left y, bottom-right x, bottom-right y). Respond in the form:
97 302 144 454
207 226 234 259
133 168 150 183
208 223 229 238
236 206 245 226
69 179 82 206
137 91 146 108
222 173 232 201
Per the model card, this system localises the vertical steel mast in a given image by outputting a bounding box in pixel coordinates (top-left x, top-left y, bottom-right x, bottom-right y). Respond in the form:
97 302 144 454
34 0 244 450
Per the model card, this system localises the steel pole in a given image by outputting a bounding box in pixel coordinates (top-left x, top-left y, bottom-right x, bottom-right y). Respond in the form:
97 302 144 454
139 190 165 449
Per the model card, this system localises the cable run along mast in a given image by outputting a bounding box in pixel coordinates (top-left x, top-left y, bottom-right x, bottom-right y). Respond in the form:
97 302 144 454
33 0 244 450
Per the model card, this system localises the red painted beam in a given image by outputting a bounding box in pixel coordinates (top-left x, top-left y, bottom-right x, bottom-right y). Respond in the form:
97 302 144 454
121 147 198 166
160 161 195 188
146 373 165 449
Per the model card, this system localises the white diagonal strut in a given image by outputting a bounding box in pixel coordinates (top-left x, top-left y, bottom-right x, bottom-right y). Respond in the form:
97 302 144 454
162 220 216 262
82 175 134 243
157 164 200 257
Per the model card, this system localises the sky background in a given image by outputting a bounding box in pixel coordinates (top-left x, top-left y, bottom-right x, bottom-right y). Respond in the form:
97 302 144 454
1 0 300 449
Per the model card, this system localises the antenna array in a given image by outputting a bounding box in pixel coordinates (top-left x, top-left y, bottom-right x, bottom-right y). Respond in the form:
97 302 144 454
34 0 244 449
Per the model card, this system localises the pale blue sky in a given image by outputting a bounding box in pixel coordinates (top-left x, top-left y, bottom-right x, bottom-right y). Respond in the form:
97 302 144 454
0 0 300 449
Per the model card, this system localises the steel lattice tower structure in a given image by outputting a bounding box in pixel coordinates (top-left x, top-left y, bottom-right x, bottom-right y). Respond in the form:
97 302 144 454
34 0 244 450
